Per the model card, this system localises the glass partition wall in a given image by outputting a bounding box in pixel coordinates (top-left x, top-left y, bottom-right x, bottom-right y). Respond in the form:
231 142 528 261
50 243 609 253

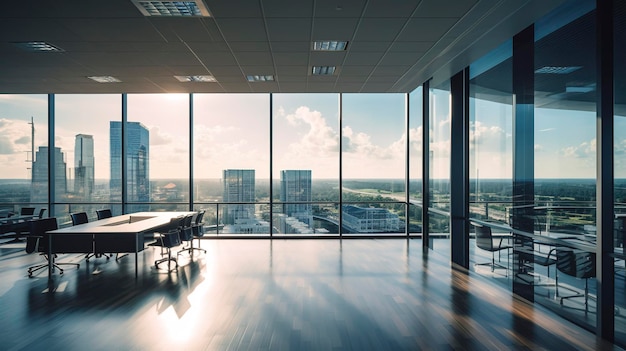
615 0 626 344
468 41 513 284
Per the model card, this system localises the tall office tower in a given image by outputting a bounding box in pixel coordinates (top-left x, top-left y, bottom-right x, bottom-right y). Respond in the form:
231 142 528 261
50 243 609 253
110 121 150 204
280 170 313 227
74 134 94 199
222 169 255 225
30 146 67 203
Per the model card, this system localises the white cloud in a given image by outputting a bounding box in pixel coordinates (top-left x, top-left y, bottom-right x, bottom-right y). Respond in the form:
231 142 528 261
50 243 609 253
0 118 30 155
284 106 339 154
561 139 595 158
149 126 173 146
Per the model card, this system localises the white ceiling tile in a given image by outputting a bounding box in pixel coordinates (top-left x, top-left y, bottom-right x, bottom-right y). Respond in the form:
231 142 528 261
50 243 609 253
397 18 460 42
266 18 312 41
354 18 408 41
215 18 268 41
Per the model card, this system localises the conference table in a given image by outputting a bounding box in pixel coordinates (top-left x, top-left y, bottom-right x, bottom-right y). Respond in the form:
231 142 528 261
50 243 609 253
46 211 195 279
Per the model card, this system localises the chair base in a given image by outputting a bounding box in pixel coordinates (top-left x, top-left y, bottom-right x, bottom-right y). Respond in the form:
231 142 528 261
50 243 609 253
28 261 80 277
85 252 111 262
177 246 206 260
155 253 177 272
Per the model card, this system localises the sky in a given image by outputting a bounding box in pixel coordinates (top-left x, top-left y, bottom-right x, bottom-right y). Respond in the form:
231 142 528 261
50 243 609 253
0 91 623 181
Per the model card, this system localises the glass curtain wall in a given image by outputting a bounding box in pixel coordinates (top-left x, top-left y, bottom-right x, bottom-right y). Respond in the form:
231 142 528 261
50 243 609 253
0 95 48 218
429 81 451 248
408 86 423 236
193 94 270 235
468 41 513 280
534 0 597 329
126 94 190 213
614 0 626 344
272 94 339 235
341 94 406 236
54 95 121 224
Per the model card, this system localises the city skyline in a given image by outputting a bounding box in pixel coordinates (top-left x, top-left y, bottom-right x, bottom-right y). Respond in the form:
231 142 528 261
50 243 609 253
0 93 624 181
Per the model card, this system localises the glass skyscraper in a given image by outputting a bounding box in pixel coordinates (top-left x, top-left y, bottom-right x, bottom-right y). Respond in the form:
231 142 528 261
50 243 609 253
73 134 94 199
222 169 255 225
110 121 149 203
280 170 313 227
31 146 66 203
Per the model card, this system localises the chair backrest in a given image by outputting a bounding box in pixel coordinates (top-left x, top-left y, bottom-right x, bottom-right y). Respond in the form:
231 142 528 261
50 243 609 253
556 248 596 279
96 209 113 220
37 208 47 218
192 211 205 237
195 211 205 225
70 212 89 225
20 207 36 216
474 224 494 251
26 217 58 253
179 214 195 241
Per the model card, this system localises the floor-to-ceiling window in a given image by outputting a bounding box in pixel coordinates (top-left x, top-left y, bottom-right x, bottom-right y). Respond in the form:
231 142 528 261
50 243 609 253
408 86 423 236
126 94 190 213
272 94 339 235
341 94 406 236
193 94 270 235
0 95 48 217
54 95 121 224
429 81 451 249
469 41 513 281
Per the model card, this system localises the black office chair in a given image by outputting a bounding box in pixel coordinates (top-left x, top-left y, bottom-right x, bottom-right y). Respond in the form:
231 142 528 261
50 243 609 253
555 248 596 312
191 210 207 253
473 223 512 275
71 211 110 261
153 216 184 272
177 213 203 259
26 217 80 277
96 209 112 220
20 207 36 216
37 208 46 219
70 211 88 226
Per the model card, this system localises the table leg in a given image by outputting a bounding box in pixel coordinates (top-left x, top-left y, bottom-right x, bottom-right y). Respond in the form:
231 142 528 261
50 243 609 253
135 233 139 279
48 234 53 280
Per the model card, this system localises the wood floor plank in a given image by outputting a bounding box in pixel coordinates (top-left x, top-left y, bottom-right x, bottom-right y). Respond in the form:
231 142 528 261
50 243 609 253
0 239 622 350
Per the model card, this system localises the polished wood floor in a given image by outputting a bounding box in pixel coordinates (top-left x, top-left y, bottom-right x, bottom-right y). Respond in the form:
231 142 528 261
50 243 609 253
0 238 621 350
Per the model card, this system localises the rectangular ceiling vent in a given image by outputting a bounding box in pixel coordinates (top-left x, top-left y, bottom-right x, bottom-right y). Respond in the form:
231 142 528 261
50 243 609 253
131 0 211 17
174 75 217 82
312 41 348 51
312 66 336 75
247 75 274 82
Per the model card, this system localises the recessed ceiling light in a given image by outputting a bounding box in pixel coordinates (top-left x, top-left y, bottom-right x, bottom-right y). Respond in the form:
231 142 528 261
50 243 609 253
312 66 336 75
247 75 274 82
88 76 122 83
312 41 348 51
131 0 211 17
174 75 217 82
13 41 65 52
534 66 582 74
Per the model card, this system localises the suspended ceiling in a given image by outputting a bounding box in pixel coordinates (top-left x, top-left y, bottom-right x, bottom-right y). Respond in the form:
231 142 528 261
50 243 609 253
0 0 566 94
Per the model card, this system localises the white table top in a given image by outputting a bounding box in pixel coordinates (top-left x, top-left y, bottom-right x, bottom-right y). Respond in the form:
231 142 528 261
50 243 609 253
48 211 195 234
